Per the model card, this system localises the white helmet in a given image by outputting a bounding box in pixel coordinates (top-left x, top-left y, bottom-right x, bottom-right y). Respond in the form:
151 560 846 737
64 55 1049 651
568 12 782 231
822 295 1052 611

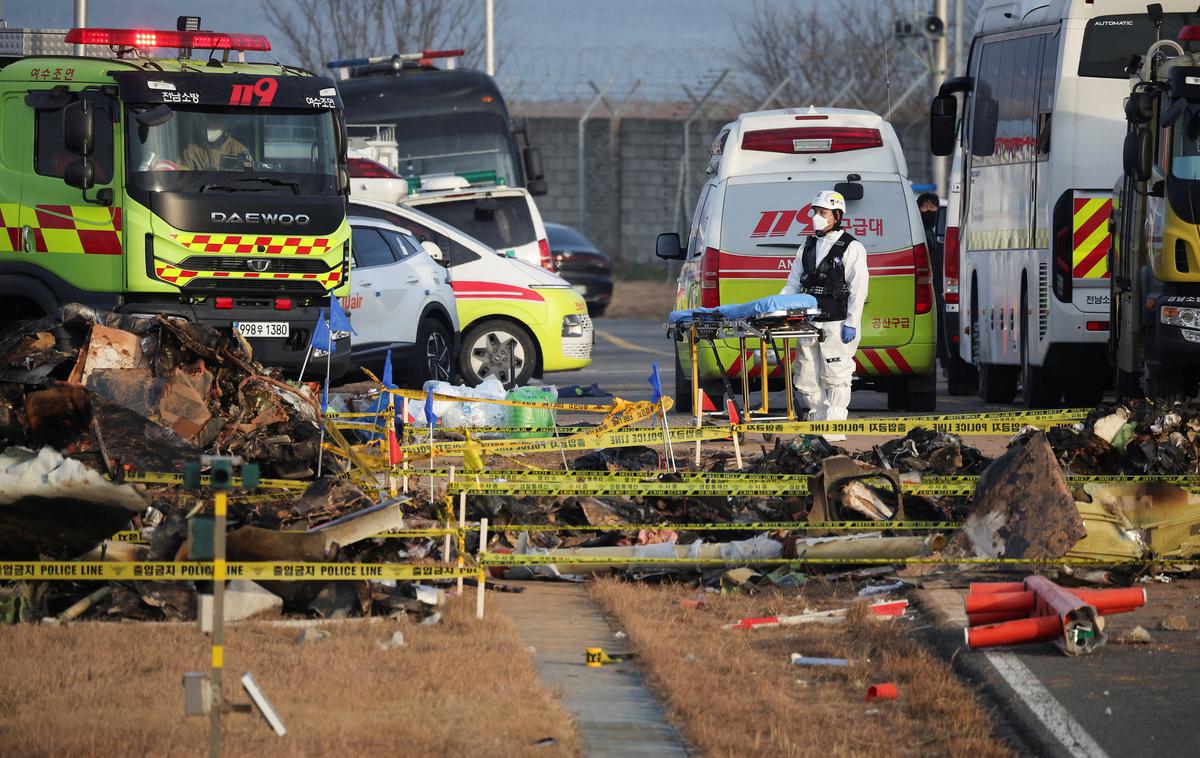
810 190 847 213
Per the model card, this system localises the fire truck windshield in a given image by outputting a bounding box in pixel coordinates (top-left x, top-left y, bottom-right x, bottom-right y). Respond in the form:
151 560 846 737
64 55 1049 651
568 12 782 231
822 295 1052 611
1172 110 1200 182
126 106 340 195
392 112 517 185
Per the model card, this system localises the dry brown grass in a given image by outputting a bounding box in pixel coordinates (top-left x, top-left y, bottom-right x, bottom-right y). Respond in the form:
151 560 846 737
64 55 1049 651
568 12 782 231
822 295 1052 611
604 279 677 320
0 598 578 757
590 578 1012 758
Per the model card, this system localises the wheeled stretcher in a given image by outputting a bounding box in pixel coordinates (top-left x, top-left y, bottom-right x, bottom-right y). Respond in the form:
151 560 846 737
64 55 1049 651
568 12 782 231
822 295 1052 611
666 294 824 421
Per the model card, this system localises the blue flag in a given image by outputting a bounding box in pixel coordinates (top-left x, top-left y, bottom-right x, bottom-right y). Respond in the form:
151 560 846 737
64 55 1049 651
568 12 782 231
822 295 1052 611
424 387 437 427
382 349 395 388
329 293 356 335
309 310 331 353
647 362 663 405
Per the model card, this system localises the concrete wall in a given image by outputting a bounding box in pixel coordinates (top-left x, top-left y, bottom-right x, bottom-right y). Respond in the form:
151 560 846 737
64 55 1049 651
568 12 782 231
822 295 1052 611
519 110 932 275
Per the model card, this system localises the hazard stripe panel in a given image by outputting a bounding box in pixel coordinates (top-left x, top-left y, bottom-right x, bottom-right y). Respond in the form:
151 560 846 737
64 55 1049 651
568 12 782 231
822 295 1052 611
0 205 123 255
173 233 334 256
1072 197 1112 279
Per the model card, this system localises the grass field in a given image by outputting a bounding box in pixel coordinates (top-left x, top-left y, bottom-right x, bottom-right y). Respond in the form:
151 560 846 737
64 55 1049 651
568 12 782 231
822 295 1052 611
0 599 579 757
590 578 1012 757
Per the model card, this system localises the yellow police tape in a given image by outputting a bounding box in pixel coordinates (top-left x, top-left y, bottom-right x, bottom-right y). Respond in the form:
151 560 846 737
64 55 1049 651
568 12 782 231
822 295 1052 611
734 408 1087 436
476 521 958 532
477 554 1200 567
119 472 308 490
0 561 479 581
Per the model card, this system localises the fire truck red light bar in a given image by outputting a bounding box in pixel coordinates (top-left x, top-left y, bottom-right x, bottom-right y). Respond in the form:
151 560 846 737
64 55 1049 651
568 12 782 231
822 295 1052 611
741 127 883 154
65 28 271 52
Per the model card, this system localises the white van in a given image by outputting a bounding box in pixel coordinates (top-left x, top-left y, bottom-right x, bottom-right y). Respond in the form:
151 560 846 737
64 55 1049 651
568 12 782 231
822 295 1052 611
401 181 552 270
657 107 937 411
349 199 592 387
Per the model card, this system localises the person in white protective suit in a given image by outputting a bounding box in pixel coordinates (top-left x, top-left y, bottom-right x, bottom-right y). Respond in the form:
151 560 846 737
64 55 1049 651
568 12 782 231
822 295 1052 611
780 190 868 439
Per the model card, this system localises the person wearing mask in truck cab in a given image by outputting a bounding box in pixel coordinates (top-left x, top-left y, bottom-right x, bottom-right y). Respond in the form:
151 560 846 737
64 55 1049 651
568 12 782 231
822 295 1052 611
180 114 251 171
781 190 868 440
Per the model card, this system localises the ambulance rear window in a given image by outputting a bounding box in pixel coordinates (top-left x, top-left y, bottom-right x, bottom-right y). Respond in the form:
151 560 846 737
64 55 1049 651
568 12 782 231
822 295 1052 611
718 180 915 256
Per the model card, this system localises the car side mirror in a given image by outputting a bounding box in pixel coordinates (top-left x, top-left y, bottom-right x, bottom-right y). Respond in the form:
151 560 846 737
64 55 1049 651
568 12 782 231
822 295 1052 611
1123 129 1152 182
929 94 958 156
64 157 96 190
421 240 444 261
135 104 174 128
970 97 998 158
656 232 685 261
1125 91 1155 125
523 146 544 180
63 99 95 156
526 178 548 196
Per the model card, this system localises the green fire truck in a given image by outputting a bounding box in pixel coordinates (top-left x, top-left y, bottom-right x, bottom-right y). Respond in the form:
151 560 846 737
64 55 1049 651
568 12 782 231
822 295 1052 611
0 22 352 375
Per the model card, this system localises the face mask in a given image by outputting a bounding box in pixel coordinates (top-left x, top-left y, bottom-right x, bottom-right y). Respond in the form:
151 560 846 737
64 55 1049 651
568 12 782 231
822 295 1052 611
206 128 225 143
921 210 938 227
810 213 830 232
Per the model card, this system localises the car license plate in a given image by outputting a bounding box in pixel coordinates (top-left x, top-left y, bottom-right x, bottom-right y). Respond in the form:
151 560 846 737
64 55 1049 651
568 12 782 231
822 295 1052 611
234 321 289 338
572 284 588 295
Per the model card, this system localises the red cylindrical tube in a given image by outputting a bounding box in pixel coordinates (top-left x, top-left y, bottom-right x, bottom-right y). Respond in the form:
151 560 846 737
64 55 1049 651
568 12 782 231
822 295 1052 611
967 610 1029 626
1073 587 1147 613
968 582 1026 595
966 614 1062 649
965 591 1036 614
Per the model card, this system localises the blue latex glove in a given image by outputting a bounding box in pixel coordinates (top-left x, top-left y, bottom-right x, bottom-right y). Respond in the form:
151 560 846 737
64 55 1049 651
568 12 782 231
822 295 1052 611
841 325 857 344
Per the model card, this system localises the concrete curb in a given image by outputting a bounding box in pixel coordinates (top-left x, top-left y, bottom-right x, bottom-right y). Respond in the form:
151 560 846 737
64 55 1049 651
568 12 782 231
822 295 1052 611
913 588 1072 758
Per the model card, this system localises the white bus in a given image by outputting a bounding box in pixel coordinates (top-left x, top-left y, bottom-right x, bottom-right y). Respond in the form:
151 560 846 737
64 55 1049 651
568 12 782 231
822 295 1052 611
930 0 1195 406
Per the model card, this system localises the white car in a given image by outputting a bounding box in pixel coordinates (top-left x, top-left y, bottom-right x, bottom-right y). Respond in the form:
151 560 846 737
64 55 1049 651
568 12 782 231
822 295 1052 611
349 199 592 387
345 217 460 385
401 180 552 271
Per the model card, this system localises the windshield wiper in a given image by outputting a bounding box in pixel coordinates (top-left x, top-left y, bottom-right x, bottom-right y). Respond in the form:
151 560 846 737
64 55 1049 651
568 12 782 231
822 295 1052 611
228 176 301 195
200 184 275 193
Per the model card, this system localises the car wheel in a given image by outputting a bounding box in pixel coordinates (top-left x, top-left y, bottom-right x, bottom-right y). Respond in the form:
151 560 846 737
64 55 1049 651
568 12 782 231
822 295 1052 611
410 318 454 385
458 319 536 388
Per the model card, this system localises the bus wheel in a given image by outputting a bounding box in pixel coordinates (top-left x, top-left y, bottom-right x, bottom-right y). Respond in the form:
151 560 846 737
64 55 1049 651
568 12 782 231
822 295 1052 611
1021 291 1060 408
979 363 1018 404
945 356 977 396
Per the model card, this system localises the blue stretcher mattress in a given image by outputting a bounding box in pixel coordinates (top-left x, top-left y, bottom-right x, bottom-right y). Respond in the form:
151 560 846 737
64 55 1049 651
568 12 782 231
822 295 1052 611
668 293 819 324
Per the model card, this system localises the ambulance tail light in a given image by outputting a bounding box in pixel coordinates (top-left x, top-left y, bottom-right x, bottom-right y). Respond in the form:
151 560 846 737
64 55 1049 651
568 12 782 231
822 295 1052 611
701 247 722 308
741 127 883 154
348 158 402 178
914 243 934 315
538 238 554 270
944 226 960 305
274 298 293 311
65 28 271 51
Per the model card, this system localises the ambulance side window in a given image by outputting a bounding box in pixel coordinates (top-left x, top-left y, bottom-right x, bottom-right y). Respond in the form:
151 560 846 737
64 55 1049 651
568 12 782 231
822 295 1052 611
34 100 115 183
686 186 712 259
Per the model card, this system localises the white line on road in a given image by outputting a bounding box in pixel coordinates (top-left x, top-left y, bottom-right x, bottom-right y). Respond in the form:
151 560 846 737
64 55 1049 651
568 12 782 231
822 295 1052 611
985 652 1110 758
594 329 673 357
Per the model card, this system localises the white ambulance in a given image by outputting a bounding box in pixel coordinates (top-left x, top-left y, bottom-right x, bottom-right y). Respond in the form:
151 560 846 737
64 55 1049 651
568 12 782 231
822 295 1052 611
657 107 937 411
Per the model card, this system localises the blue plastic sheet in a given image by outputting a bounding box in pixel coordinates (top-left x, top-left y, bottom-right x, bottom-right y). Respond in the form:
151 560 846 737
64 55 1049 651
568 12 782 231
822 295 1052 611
668 293 819 324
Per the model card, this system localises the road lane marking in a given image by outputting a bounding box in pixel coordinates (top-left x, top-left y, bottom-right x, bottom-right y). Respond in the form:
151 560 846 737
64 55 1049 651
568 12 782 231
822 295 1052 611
594 329 673 357
985 652 1110 758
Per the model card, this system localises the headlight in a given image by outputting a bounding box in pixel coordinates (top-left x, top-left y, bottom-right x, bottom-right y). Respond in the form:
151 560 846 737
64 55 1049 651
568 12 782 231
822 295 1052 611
1160 306 1200 328
562 314 584 338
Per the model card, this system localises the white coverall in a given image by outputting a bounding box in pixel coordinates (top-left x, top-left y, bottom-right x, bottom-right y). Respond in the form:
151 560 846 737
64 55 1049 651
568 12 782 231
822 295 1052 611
780 228 869 423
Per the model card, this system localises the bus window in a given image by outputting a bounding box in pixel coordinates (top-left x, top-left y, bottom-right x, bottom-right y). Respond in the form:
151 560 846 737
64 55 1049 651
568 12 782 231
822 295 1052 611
1036 33 1059 156
1079 15 1189 79
971 41 1000 158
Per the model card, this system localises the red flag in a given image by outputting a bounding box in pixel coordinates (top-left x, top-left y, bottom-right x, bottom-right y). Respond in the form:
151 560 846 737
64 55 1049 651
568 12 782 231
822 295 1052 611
388 427 403 465
726 398 741 425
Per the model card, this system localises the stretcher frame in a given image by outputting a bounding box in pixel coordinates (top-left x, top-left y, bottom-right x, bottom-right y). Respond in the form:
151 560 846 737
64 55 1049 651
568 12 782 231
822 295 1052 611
666 309 823 423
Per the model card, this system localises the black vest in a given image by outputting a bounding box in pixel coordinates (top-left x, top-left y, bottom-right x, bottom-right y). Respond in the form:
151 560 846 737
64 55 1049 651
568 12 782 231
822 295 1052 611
800 232 855 322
